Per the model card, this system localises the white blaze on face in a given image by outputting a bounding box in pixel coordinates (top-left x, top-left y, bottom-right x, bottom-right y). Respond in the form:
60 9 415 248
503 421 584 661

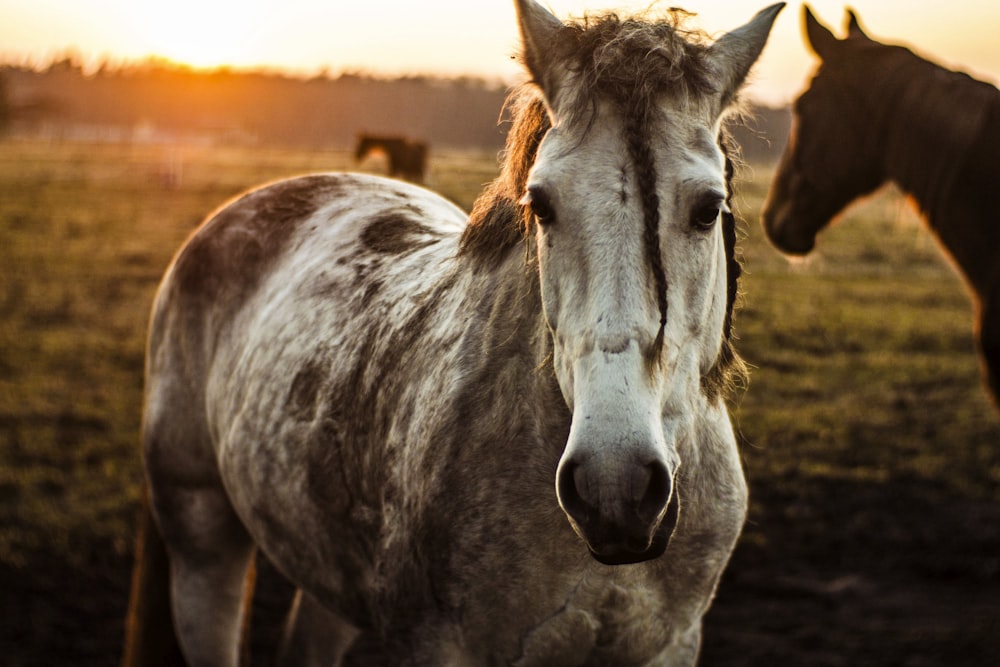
522 98 731 562
529 100 729 431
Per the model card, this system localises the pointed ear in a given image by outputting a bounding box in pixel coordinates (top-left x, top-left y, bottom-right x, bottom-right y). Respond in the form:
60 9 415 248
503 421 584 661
708 3 785 108
845 8 871 41
513 0 565 101
803 5 839 59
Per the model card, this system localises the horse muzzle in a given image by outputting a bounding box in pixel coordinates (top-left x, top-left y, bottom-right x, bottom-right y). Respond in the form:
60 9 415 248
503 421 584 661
760 172 839 256
556 455 681 565
761 203 818 256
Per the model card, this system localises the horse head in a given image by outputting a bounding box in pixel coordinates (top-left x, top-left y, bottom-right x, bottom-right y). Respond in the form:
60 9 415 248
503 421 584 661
761 6 886 255
514 0 782 565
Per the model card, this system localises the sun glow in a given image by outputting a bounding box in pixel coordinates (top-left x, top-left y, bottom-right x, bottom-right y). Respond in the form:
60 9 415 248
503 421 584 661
2 0 1000 105
130 0 268 70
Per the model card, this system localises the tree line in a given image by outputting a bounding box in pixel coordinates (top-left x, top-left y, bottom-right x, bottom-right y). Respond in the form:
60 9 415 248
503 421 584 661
1 59 511 149
0 58 788 159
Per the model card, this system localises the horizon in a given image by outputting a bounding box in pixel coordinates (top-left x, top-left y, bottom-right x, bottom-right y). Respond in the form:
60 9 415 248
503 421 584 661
2 1 999 106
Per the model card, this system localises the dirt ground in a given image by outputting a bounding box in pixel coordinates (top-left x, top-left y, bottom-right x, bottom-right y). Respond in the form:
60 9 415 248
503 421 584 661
3 462 997 666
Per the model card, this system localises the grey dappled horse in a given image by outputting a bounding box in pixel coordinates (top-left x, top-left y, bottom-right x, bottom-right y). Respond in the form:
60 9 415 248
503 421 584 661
123 1 783 664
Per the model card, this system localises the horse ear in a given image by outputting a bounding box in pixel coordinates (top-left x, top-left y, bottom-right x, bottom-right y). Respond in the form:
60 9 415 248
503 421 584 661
803 5 839 59
845 8 872 41
708 3 785 109
513 0 565 102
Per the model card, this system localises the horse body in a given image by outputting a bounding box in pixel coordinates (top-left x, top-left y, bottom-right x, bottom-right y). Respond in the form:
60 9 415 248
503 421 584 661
127 2 783 664
761 6 1000 400
147 171 744 665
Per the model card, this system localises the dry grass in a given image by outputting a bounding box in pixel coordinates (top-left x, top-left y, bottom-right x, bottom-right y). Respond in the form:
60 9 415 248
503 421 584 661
0 139 997 666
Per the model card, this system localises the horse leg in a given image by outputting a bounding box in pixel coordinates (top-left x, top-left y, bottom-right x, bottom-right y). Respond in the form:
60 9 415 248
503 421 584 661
121 488 185 667
275 589 359 666
142 319 259 666
151 480 256 667
977 298 1000 406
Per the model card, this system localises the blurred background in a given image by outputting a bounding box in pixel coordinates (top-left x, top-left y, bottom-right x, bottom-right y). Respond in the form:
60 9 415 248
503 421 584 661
0 2 998 665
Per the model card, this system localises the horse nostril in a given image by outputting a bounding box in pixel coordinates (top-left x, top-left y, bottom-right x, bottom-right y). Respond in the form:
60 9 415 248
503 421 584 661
558 453 678 561
636 460 671 523
557 460 593 526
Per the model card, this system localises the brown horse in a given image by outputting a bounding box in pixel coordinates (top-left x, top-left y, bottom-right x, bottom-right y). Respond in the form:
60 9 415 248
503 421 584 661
354 134 428 182
762 6 1000 403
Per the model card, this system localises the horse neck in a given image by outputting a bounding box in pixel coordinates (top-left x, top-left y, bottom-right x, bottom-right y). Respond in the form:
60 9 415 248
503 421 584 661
875 60 980 202
465 246 548 355
874 54 999 290
457 172 562 424
451 245 569 455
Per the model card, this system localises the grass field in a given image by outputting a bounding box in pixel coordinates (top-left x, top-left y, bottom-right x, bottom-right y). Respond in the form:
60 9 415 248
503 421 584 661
1 138 997 666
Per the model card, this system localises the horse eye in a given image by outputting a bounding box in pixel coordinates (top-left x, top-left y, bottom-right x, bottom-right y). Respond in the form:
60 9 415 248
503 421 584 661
524 186 557 226
690 195 724 230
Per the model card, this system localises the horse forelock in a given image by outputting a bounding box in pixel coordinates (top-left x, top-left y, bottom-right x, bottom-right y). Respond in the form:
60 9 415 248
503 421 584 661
555 9 716 117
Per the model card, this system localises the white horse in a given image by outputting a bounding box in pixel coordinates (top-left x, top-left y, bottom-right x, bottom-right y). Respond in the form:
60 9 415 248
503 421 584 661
123 1 783 664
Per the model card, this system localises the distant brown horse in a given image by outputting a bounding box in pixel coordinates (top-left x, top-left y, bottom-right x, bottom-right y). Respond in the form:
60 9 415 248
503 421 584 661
354 134 428 182
762 6 1000 403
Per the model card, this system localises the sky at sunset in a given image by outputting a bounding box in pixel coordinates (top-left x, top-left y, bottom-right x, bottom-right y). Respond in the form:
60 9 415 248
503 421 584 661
1 0 999 105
